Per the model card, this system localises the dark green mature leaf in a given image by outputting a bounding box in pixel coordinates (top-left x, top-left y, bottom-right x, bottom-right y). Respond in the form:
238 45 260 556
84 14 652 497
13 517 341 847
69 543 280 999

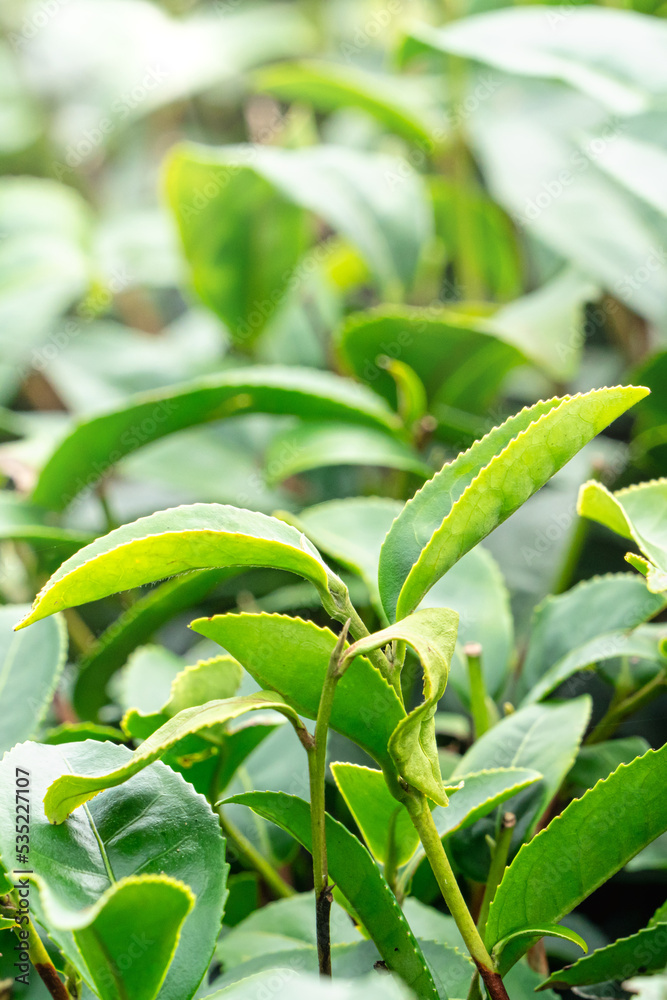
16 505 345 630
578 479 667 593
539 923 667 990
336 305 528 414
0 604 67 754
46 875 194 1000
31 366 400 510
45 693 304 823
0 741 227 1000
486 744 667 967
167 143 431 341
341 608 459 805
223 791 439 1000
569 738 650 792
264 421 431 484
452 698 591 837
254 61 438 146
191 613 405 776
74 567 235 719
379 387 648 621
523 626 667 705
520 574 667 699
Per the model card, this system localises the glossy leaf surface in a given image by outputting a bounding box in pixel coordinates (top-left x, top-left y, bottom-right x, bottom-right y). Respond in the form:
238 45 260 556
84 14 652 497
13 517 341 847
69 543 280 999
380 387 648 621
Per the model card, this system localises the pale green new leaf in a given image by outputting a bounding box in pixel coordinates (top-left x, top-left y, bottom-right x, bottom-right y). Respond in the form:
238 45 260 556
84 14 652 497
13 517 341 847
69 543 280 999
578 479 667 592
341 608 459 805
32 366 399 511
486 744 667 967
380 386 648 621
16 504 345 630
56 875 194 1000
44 693 305 823
190 613 405 778
0 604 67 754
163 656 243 716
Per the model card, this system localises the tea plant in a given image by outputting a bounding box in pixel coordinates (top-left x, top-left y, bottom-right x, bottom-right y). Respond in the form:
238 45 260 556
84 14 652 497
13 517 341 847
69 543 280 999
3 381 667 1000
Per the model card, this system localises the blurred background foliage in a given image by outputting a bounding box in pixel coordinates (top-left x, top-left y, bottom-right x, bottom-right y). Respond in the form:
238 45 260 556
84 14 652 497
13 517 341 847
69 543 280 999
1 0 667 994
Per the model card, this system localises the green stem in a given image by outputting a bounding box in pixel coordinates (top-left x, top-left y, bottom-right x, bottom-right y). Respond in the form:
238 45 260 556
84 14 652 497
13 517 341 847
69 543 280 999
217 807 294 900
324 582 394 685
587 669 667 744
308 620 351 976
383 808 401 897
466 643 491 740
408 796 510 1000
477 812 516 939
3 902 70 1000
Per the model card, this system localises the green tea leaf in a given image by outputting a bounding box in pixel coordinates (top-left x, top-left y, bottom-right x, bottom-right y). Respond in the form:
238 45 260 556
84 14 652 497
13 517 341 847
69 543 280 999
162 656 243 715
285 499 513 695
569 737 650 792
330 763 419 866
17 504 345 630
191 613 405 776
332 764 541 868
0 741 227 1000
452 698 591 837
264 421 431 484
32 366 399 510
520 574 667 700
578 479 667 592
494 925 587 977
341 608 459 805
44 693 305 823
222 790 438 1000
523 626 667 705
254 61 438 146
216 891 363 969
336 305 527 414
539 922 667 990
0 604 67 754
486 744 667 967
400 8 667 114
430 768 542 840
380 387 648 621
279 496 401 614
74 568 234 719
167 143 431 340
49 875 194 1000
